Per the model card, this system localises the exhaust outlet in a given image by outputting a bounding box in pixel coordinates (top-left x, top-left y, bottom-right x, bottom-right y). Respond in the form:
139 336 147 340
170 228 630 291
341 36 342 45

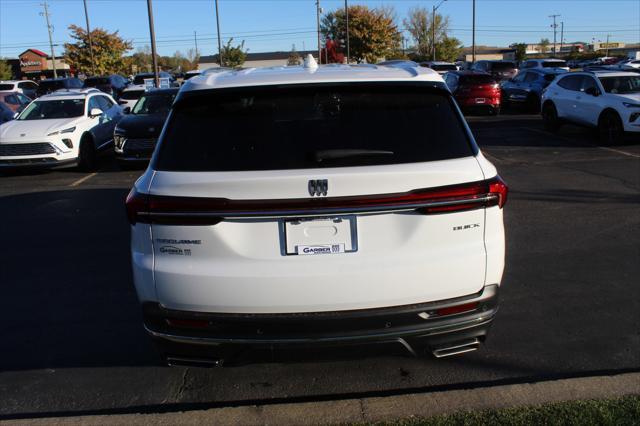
166 356 224 368
432 338 481 358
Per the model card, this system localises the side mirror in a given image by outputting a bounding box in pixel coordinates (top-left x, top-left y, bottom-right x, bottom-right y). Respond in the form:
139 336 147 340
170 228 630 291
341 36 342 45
585 87 599 97
89 108 103 118
123 107 131 114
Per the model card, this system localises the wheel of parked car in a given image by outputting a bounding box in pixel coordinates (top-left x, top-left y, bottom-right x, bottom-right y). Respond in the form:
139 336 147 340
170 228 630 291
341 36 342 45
526 94 540 114
598 110 624 146
78 134 97 172
542 102 561 132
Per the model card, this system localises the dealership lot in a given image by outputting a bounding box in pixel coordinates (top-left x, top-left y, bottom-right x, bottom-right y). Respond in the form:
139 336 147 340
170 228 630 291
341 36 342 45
1 114 639 419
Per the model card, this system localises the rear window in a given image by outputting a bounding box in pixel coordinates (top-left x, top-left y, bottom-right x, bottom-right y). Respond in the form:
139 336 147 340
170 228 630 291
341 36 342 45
155 84 474 172
459 75 496 85
121 89 144 100
84 77 110 86
39 80 65 91
542 61 567 68
491 62 516 70
0 84 14 91
431 64 458 71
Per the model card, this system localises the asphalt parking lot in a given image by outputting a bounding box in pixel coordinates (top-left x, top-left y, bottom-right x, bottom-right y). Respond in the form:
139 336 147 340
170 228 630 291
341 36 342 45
1 114 639 420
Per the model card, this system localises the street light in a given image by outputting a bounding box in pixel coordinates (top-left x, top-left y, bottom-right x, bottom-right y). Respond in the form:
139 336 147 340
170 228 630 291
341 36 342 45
432 0 447 61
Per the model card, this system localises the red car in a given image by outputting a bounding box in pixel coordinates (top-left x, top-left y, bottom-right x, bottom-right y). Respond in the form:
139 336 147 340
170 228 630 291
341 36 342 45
443 71 501 115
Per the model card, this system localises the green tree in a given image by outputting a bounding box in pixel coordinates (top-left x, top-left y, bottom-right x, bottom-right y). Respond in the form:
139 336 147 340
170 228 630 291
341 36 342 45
64 25 132 75
538 38 550 54
435 36 462 62
514 43 527 62
404 7 455 61
0 59 13 80
220 38 247 68
321 5 401 63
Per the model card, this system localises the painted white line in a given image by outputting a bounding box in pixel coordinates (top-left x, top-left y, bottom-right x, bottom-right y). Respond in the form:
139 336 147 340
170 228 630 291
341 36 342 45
69 172 97 187
524 127 640 159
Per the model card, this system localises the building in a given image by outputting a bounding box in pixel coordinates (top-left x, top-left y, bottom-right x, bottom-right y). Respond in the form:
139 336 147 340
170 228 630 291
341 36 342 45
198 50 318 70
459 47 516 62
522 42 585 55
17 49 72 80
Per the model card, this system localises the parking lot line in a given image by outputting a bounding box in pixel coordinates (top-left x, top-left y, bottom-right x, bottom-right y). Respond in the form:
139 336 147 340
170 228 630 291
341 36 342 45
524 127 640 159
69 172 97 187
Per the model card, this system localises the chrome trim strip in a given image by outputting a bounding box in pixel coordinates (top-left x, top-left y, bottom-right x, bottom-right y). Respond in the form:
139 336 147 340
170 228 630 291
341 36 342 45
139 195 498 220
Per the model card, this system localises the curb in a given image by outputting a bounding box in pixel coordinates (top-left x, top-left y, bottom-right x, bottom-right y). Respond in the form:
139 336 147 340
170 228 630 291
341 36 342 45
3 372 639 425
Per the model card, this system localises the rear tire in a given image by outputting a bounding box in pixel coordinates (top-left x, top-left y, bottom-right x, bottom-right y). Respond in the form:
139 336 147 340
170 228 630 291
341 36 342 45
526 94 540 114
78 135 97 172
598 110 624 145
542 102 561 132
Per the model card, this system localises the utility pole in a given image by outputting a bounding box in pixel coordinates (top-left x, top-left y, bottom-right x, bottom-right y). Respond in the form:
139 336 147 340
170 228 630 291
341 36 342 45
145 0 159 87
344 0 350 63
472 0 476 63
432 0 447 61
194 31 199 56
82 0 95 76
41 2 57 78
215 0 223 66
549 14 560 57
559 21 564 56
316 0 322 63
605 34 610 57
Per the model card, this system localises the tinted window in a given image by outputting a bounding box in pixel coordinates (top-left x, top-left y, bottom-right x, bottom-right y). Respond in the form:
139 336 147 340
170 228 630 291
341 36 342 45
121 89 144 100
490 62 516 70
155 85 474 172
40 80 65 92
16 93 31 104
96 96 114 110
599 75 640 94
4 95 19 105
132 92 176 114
0 84 14 90
459 74 496 85
543 74 558 82
18 99 85 120
542 61 567 68
557 75 583 91
431 64 458 71
524 72 539 83
84 77 110 87
581 76 599 93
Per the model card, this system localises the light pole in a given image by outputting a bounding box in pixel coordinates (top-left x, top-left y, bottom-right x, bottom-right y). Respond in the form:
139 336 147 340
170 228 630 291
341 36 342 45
432 0 447 61
344 0 350 63
41 2 57 78
316 1 322 62
145 0 159 87
82 0 95 76
214 0 223 66
549 14 560 57
472 0 476 63
559 21 564 55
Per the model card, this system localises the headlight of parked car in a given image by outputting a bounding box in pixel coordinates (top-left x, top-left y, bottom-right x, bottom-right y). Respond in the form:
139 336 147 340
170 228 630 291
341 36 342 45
47 126 76 136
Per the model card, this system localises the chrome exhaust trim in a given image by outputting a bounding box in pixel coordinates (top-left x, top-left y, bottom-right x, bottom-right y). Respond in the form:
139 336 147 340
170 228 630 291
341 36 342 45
432 338 481 358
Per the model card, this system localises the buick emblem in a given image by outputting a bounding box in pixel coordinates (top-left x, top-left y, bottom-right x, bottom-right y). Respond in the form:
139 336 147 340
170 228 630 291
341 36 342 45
308 179 328 197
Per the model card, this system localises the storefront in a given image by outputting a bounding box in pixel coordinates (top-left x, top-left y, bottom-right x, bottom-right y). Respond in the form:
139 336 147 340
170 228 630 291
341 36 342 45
18 48 72 80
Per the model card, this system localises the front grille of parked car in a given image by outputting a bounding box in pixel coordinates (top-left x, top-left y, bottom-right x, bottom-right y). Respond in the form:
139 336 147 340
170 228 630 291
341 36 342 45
0 143 56 157
123 138 156 154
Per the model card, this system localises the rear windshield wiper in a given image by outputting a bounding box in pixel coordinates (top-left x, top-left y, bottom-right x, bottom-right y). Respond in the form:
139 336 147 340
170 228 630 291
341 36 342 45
315 149 394 163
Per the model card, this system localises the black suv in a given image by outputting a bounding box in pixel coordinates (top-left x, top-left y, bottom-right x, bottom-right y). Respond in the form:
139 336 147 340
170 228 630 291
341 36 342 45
35 78 84 97
83 75 129 99
471 61 518 81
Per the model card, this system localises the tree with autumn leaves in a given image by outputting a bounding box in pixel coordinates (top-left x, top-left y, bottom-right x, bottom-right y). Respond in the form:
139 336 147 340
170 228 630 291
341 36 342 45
64 25 132 75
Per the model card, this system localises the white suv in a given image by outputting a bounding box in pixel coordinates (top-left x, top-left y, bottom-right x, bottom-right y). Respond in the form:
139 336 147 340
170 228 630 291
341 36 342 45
126 59 508 366
0 89 123 170
541 71 640 144
521 59 570 72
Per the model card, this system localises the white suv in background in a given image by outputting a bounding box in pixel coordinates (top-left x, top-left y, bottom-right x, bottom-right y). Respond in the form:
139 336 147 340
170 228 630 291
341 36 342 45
0 88 123 170
541 71 640 144
521 59 570 72
126 58 508 366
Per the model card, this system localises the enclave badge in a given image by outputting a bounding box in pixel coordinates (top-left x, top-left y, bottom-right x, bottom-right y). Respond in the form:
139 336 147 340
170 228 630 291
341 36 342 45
308 179 328 197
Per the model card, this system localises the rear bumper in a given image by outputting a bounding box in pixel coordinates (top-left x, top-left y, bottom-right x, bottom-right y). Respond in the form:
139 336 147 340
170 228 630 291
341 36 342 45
143 284 499 365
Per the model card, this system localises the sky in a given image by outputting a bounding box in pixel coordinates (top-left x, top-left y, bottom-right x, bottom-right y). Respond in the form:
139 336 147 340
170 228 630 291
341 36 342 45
0 0 639 59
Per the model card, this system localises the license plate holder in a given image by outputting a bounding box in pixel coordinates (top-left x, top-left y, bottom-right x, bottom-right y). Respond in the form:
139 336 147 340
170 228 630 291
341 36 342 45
281 216 358 256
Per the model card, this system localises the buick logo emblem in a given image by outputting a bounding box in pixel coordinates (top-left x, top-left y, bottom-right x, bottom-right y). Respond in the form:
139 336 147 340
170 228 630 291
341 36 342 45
308 179 328 197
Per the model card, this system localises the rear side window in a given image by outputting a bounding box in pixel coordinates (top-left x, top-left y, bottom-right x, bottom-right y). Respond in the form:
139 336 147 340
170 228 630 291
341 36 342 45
0 83 15 90
542 61 567 68
557 75 583 91
155 84 475 172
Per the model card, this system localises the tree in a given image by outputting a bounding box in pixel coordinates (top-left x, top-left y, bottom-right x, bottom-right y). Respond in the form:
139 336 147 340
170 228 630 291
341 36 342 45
64 25 132 75
220 38 247 68
287 44 302 66
538 38 550 54
513 43 527 62
403 8 460 62
321 5 401 63
0 59 13 80
185 48 200 70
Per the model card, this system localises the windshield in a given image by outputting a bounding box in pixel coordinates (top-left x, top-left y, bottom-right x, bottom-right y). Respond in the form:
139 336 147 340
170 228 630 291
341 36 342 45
543 61 567 68
599 75 640 94
17 99 85 120
0 83 14 91
155 84 474 172
491 62 516 70
460 75 496 85
132 92 176 114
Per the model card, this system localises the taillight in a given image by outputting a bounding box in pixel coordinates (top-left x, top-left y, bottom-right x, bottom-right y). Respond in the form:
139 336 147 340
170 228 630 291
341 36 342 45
124 176 508 225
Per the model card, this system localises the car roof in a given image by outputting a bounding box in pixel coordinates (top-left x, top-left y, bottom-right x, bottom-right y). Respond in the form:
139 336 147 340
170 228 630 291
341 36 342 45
525 68 567 74
421 61 455 65
528 58 566 62
449 70 492 76
183 63 443 93
37 88 103 100
570 70 639 78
